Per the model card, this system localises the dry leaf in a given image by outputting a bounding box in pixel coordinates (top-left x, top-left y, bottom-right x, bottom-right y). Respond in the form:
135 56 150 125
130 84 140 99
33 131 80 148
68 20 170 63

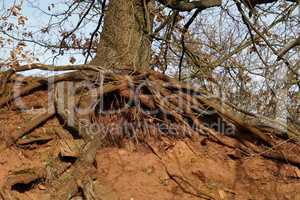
69 56 76 64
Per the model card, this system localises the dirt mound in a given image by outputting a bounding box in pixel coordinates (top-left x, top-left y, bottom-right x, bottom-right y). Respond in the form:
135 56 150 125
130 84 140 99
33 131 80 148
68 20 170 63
0 88 300 199
1 68 300 199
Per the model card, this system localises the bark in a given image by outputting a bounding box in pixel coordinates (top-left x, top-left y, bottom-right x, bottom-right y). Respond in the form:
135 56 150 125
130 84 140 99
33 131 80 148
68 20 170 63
90 0 154 70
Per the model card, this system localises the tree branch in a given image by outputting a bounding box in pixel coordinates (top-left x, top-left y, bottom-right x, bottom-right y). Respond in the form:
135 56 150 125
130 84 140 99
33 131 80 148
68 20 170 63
84 0 107 64
277 35 300 59
156 0 221 11
242 0 297 9
156 0 297 12
178 9 201 80
59 0 96 54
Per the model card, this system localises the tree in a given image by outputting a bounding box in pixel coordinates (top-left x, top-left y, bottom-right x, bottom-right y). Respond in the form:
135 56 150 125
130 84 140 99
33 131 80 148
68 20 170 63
90 0 154 68
0 0 299 199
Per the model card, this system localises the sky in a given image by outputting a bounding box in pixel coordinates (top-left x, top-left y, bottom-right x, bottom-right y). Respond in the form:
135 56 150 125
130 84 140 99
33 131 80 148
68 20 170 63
1 0 97 67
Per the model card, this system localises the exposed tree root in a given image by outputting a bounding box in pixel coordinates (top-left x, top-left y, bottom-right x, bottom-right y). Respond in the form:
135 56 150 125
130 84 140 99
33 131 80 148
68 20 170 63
165 168 215 200
0 71 85 108
0 78 45 108
262 151 300 167
7 108 55 145
47 139 103 200
1 66 300 198
17 132 54 146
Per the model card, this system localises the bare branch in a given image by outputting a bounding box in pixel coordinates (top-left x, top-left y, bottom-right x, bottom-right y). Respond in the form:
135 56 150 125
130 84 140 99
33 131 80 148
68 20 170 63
84 0 107 63
242 0 297 9
59 0 96 53
277 35 300 59
178 9 201 80
0 63 108 74
156 0 221 11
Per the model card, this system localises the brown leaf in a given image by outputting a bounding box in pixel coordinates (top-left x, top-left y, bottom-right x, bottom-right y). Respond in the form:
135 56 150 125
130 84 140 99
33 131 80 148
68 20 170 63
69 56 76 64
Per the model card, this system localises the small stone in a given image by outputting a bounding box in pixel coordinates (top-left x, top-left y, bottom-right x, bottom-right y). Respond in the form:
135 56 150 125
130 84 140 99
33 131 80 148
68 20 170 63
38 184 47 190
145 166 155 175
295 168 300 178
218 190 226 199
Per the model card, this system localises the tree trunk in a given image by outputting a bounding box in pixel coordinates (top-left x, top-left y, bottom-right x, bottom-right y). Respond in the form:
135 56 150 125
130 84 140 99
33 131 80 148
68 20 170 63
90 0 154 70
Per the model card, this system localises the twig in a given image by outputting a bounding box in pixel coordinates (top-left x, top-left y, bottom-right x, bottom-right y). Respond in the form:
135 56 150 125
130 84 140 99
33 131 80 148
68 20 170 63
178 9 201 81
59 0 96 54
84 0 107 63
235 0 291 65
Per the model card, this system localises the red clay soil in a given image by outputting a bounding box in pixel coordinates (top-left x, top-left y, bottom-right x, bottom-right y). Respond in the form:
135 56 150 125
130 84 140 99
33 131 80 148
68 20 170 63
0 91 300 200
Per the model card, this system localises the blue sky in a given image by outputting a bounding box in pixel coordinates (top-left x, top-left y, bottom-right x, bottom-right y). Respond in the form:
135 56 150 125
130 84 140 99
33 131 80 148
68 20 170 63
1 0 97 67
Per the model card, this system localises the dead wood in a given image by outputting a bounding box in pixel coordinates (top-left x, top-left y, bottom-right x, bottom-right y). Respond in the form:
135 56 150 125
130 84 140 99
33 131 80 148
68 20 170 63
48 139 103 200
59 139 85 158
17 133 53 146
0 78 45 108
7 108 55 145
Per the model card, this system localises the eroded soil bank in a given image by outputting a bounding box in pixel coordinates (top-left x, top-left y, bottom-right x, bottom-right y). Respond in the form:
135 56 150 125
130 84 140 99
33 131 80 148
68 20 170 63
0 86 300 200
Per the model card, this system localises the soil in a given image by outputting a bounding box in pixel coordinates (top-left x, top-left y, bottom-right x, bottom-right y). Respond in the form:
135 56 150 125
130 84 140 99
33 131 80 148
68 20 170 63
0 87 300 200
